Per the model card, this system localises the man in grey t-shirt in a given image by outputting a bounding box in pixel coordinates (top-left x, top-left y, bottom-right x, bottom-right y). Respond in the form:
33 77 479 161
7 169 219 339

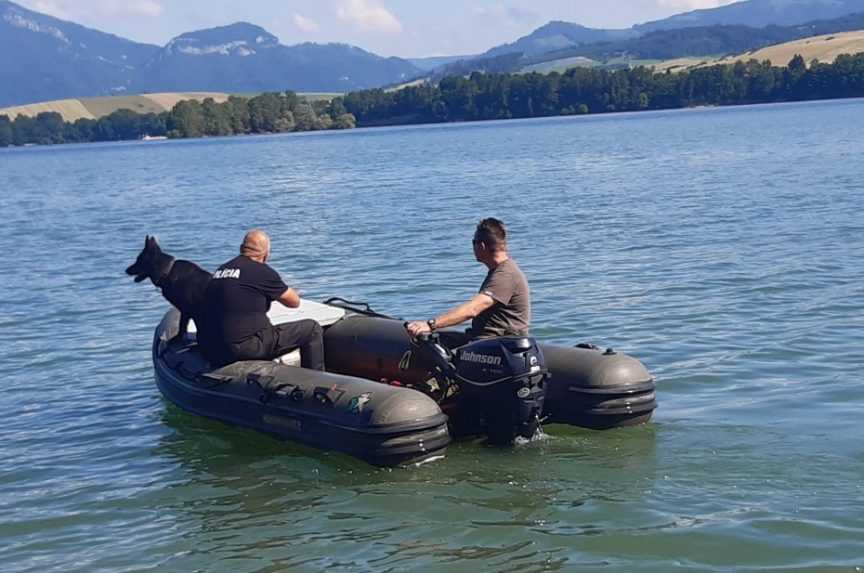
407 218 531 340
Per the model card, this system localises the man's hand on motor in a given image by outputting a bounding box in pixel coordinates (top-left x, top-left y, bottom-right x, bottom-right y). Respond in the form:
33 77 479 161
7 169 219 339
406 321 432 337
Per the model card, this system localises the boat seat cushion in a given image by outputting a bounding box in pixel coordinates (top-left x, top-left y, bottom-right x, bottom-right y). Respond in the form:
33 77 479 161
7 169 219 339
187 299 346 334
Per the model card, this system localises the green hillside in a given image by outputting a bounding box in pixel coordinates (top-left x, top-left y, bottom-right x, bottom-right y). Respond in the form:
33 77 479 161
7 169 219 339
0 92 341 122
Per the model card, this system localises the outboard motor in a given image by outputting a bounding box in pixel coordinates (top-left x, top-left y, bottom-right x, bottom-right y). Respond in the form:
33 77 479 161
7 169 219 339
412 332 548 444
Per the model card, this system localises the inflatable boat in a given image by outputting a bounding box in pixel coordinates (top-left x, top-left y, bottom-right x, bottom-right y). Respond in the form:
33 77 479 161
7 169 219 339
152 299 656 466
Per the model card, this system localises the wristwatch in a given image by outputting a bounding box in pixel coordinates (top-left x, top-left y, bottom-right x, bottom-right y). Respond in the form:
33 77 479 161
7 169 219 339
427 318 437 331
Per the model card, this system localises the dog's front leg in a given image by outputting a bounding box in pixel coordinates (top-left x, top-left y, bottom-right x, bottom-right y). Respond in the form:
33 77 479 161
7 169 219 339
176 312 190 342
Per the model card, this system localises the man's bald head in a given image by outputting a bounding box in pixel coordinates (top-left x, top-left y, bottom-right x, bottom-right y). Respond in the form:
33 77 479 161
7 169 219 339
241 229 271 261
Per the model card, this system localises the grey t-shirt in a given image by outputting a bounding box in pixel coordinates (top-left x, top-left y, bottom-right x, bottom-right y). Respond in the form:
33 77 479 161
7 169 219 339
470 259 531 338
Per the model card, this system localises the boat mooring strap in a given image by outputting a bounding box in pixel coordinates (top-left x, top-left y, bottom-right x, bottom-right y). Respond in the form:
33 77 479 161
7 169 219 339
247 372 304 404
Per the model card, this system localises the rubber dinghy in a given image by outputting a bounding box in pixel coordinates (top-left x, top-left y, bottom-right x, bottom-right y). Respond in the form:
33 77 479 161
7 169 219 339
152 302 450 467
152 299 656 466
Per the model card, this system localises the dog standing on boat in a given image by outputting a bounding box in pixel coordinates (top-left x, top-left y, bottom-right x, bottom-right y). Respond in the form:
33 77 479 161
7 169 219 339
125 235 211 340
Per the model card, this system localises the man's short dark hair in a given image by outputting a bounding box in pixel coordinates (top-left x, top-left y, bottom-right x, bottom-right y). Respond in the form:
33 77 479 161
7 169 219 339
475 218 507 251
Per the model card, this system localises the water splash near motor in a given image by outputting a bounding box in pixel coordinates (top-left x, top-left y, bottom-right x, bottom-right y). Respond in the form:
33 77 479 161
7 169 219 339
514 424 551 446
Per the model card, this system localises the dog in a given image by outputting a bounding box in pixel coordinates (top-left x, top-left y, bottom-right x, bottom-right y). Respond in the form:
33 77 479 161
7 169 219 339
126 235 211 341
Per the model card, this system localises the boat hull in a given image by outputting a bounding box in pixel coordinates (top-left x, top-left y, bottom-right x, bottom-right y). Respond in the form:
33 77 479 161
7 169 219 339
153 310 450 466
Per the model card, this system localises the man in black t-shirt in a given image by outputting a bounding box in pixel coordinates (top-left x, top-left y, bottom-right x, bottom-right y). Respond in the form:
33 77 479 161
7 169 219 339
199 230 325 370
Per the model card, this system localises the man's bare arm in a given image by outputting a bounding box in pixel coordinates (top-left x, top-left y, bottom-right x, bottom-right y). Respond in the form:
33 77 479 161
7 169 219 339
278 288 301 309
406 294 495 336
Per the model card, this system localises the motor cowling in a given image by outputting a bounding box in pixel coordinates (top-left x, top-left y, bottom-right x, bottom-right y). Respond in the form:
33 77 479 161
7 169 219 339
452 337 548 444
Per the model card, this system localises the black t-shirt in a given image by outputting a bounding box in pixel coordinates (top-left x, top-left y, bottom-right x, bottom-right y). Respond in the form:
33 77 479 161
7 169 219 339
205 255 289 343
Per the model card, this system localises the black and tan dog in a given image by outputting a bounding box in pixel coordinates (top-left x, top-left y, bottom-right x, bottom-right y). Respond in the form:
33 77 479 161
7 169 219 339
126 236 211 340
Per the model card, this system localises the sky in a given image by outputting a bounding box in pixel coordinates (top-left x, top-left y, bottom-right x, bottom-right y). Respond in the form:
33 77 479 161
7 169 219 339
17 0 740 58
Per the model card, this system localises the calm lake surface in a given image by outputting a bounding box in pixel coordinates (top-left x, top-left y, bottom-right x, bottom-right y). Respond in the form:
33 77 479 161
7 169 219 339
1 99 862 572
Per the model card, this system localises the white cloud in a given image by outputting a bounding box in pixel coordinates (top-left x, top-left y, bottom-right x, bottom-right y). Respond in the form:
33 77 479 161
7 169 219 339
128 1 163 17
292 13 319 33
471 2 541 29
657 0 737 10
336 0 402 33
33 1 71 19
472 3 539 27
31 0 163 19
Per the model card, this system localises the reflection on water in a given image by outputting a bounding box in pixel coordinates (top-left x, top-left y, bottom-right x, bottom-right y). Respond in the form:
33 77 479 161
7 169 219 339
154 405 661 571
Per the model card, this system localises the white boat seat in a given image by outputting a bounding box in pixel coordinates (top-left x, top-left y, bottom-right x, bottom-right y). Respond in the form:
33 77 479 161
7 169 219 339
187 299 346 333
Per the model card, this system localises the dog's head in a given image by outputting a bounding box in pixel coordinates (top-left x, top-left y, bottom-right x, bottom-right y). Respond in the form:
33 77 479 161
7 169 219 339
125 235 164 284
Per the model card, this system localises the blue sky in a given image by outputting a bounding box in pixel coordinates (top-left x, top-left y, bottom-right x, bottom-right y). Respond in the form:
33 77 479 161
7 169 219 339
18 0 738 57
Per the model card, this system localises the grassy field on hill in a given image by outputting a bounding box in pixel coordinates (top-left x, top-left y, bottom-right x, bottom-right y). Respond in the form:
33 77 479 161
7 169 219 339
727 29 864 66
654 29 864 72
522 56 600 73
0 92 341 122
0 93 230 122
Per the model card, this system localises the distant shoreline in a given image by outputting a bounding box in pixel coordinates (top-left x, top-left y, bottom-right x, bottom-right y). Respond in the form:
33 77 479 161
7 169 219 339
5 96 864 153
3 53 863 149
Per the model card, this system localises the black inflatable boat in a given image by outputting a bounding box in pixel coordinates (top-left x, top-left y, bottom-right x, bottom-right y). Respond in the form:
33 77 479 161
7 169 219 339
152 299 656 466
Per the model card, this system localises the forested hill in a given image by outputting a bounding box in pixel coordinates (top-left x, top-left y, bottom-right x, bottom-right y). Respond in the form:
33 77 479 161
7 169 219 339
475 0 864 62
430 12 864 80
0 92 356 147
338 54 864 126
529 12 864 65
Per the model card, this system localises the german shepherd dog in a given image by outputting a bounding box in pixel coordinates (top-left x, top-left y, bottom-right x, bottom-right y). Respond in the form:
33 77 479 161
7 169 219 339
126 236 211 340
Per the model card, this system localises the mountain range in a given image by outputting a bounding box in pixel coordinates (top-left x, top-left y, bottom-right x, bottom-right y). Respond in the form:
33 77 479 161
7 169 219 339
0 1 419 107
133 22 419 95
429 0 864 80
3 0 864 108
637 0 864 31
475 0 864 61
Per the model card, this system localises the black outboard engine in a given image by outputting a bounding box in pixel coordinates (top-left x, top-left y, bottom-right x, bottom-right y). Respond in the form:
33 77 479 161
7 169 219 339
412 333 548 444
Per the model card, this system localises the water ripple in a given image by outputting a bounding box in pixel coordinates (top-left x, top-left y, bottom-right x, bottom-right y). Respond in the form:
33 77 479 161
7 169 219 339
1 99 863 572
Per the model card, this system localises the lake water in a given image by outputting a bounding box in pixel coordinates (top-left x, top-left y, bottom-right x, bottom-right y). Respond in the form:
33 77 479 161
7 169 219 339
1 99 862 572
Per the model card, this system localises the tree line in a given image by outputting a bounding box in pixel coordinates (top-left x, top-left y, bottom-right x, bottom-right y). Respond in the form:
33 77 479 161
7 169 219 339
337 53 864 125
0 91 356 147
3 53 864 147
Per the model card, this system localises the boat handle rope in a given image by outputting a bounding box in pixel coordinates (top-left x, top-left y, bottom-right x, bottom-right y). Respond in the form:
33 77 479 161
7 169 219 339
322 297 399 320
398 350 413 371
